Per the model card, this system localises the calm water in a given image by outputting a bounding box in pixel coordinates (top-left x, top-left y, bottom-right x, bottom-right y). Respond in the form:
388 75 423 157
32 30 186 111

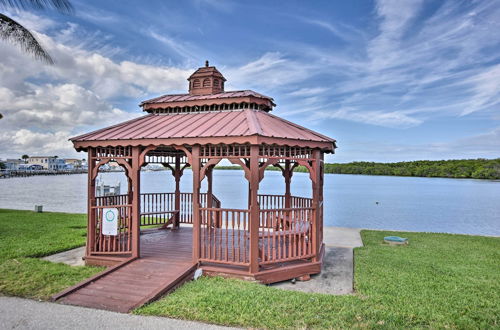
0 170 499 236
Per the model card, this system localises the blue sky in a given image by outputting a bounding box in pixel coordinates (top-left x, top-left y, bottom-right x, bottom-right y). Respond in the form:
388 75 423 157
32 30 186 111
0 0 499 162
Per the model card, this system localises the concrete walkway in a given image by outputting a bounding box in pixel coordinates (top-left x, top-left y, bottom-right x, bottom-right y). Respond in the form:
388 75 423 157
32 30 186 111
272 226 363 295
42 246 85 266
0 296 235 330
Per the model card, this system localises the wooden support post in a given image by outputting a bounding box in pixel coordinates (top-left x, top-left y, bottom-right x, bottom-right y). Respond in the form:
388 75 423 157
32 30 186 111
319 152 325 246
131 146 141 258
86 148 96 257
174 154 181 228
284 159 291 208
249 145 260 274
127 177 132 207
311 149 322 261
191 145 201 263
207 166 213 208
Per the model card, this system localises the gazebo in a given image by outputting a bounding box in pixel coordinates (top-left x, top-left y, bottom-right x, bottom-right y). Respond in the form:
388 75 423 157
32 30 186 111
71 62 336 284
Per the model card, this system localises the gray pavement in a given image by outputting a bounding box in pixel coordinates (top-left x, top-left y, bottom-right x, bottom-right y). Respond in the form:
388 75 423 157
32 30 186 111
0 296 235 330
272 226 363 295
323 226 363 248
42 246 85 266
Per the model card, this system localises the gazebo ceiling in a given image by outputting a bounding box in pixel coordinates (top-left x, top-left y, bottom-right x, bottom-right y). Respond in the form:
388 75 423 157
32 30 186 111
71 109 336 151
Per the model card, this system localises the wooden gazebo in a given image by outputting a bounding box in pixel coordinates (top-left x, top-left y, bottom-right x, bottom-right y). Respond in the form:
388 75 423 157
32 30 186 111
71 62 336 284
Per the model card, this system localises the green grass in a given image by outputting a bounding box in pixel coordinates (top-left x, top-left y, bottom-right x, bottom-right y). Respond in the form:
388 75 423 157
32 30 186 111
2 209 499 327
137 231 500 328
0 209 103 299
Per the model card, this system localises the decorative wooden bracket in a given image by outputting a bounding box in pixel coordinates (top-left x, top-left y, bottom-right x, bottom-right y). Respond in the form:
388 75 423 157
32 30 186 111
162 162 175 175
139 145 157 167
200 158 221 181
296 159 316 182
228 158 251 181
173 145 193 164
91 158 132 180
161 162 190 179
258 158 280 182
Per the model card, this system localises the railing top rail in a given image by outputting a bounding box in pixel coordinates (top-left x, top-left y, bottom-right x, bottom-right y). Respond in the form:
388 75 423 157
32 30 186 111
140 192 173 195
260 207 315 212
91 204 132 209
96 194 128 198
200 207 249 212
290 195 313 200
133 192 211 195
258 194 285 197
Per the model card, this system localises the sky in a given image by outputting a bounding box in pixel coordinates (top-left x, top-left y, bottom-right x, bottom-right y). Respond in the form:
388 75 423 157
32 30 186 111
0 0 499 163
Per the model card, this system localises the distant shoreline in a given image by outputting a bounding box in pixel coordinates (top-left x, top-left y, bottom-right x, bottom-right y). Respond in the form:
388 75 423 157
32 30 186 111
217 158 500 180
2 158 498 180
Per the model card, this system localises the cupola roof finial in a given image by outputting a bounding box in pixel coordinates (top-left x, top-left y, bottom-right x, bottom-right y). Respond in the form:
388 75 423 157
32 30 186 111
188 61 226 95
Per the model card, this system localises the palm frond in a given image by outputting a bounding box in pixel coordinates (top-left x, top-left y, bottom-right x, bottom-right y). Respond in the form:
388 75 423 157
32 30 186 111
0 13 53 64
0 0 73 14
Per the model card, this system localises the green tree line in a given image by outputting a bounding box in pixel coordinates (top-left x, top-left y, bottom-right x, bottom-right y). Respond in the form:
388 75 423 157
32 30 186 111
216 158 500 180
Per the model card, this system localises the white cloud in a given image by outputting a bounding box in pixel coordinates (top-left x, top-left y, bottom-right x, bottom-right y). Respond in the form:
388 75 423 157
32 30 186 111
460 64 500 116
272 0 500 128
225 52 314 92
0 84 134 130
288 87 329 97
313 107 422 128
0 13 191 158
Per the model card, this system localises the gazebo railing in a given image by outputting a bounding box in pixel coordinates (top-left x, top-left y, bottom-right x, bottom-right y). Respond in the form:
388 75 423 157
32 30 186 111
91 197 132 254
93 193 317 267
140 192 221 226
199 208 250 265
258 207 315 264
95 192 222 228
258 194 313 210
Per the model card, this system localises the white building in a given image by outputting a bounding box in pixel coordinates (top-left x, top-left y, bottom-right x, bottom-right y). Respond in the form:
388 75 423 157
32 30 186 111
3 159 23 170
28 156 66 170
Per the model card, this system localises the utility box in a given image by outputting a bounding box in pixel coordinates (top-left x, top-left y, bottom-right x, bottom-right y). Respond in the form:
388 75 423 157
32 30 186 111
34 205 43 213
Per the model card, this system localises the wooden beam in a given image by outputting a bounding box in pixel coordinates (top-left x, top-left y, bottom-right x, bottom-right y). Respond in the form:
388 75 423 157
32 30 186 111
284 159 291 208
249 145 260 274
87 148 96 258
311 149 322 261
174 155 181 228
191 145 201 263
131 146 141 258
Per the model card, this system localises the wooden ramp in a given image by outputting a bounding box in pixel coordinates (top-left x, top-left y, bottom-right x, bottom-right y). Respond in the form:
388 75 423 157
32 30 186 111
56 229 195 313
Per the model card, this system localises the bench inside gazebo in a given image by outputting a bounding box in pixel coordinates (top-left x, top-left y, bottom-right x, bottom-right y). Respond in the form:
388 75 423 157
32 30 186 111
54 62 336 312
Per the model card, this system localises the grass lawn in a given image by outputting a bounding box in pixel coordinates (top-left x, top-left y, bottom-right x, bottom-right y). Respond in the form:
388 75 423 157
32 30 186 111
1 208 499 328
137 230 500 328
0 209 102 299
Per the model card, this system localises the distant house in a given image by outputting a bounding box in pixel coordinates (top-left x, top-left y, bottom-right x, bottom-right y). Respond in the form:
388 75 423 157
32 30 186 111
28 156 66 170
65 158 83 169
18 164 44 170
3 159 23 170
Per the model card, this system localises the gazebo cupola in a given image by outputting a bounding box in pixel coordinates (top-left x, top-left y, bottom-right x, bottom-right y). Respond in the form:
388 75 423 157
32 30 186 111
140 62 275 113
188 60 226 95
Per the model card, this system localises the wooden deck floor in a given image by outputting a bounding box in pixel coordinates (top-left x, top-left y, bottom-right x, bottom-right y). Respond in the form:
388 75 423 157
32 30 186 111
59 229 195 313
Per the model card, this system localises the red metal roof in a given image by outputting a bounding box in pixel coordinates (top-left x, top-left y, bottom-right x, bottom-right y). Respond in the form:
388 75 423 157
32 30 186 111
71 109 335 146
140 90 274 106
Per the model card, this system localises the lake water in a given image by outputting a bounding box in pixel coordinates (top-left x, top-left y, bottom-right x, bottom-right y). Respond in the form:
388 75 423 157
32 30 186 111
0 170 499 236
